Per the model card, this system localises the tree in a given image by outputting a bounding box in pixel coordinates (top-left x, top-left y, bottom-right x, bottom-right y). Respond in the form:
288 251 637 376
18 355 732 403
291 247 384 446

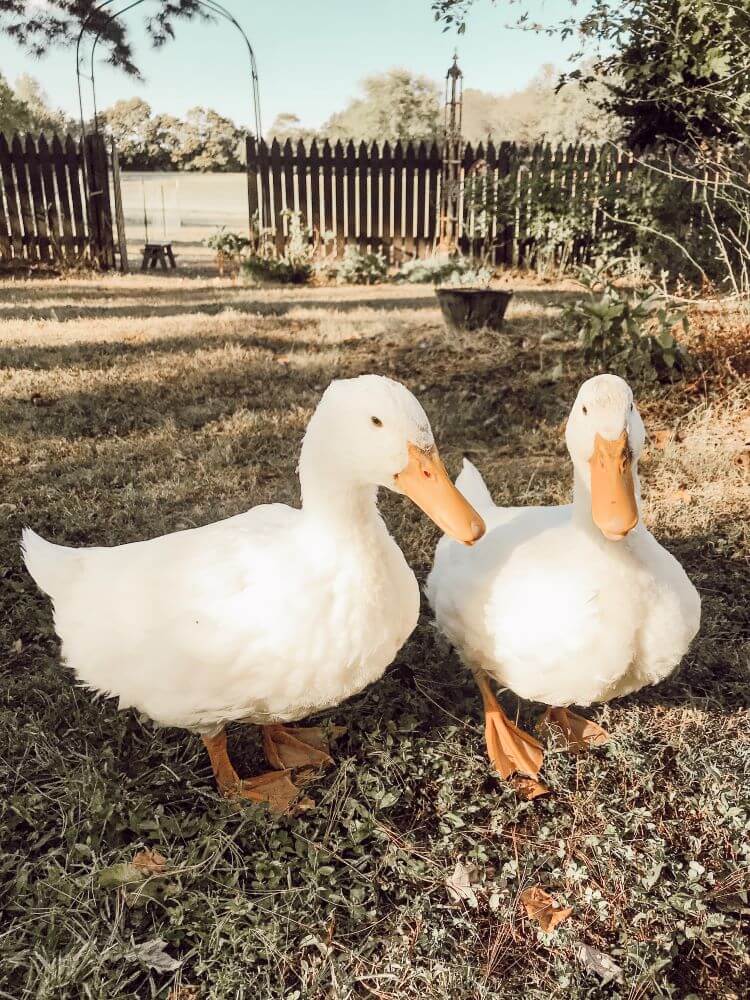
14 74 71 132
266 114 318 145
461 63 618 145
432 0 750 148
102 97 155 167
577 1 750 147
0 0 204 76
174 107 245 171
323 69 441 143
0 72 34 134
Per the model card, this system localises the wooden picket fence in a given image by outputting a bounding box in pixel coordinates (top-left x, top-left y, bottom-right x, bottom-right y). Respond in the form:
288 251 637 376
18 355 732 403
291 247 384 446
246 137 640 265
0 132 119 269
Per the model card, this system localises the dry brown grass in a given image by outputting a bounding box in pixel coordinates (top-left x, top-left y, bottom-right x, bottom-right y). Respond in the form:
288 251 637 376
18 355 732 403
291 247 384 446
0 273 747 1000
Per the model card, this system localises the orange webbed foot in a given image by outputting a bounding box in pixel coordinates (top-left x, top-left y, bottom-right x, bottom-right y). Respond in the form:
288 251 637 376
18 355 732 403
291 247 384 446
539 706 609 752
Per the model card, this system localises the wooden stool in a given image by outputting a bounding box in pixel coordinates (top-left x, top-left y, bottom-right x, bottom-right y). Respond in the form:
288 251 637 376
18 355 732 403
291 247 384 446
141 243 176 270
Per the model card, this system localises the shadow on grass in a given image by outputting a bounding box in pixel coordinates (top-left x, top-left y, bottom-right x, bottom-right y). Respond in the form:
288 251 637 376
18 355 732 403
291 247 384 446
0 293 442 322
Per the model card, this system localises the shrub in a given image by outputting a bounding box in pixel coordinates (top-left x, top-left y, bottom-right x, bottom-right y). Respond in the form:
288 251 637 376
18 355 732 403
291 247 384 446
241 210 313 285
320 245 389 285
563 264 691 381
396 253 474 285
204 228 250 275
338 246 388 284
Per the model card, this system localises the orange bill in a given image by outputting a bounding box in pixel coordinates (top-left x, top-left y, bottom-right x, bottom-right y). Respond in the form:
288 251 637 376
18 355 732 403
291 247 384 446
395 443 485 545
589 431 638 541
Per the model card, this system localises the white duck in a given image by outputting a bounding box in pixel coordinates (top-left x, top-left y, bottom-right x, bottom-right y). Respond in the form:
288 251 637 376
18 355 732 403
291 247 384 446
427 373 700 795
23 375 484 812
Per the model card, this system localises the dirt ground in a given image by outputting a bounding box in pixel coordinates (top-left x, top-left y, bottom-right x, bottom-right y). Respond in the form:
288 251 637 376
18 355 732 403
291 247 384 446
0 273 747 999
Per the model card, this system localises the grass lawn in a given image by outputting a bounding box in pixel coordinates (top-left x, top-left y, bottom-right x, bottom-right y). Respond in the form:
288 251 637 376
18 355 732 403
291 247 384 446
0 274 748 999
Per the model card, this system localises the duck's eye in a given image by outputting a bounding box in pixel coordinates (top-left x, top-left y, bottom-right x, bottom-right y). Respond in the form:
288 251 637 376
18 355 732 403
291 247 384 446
582 405 588 416
371 416 383 427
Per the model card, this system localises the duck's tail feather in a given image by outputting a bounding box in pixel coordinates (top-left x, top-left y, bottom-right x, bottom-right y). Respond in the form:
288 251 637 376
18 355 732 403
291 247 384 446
455 458 495 512
21 528 81 598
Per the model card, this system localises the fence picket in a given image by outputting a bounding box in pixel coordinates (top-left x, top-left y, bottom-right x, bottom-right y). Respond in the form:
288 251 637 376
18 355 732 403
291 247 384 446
391 141 404 261
321 140 334 252
25 135 50 261
333 141 345 256
37 135 61 260
65 135 86 251
0 134 22 257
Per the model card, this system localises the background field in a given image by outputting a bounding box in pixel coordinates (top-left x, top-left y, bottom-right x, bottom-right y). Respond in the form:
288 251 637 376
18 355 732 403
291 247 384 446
0 276 747 998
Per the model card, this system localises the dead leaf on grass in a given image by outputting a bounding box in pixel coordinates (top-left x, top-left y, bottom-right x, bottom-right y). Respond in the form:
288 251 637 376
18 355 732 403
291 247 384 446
132 848 168 875
510 775 551 799
446 861 480 907
577 942 624 985
168 987 199 1000
668 488 693 504
127 937 181 973
97 862 148 890
650 428 673 449
520 885 572 932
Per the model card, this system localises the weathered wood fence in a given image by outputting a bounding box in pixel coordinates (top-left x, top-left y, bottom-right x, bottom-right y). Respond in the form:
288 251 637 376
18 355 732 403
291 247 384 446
0 132 119 269
247 137 640 265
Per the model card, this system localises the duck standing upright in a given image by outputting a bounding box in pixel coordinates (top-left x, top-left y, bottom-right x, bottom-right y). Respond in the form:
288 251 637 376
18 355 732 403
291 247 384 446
427 374 700 794
23 375 485 812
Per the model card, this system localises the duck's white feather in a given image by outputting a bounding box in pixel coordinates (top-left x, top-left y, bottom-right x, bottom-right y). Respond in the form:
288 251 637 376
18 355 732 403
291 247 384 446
25 507 418 733
428 388 700 709
22 375 429 735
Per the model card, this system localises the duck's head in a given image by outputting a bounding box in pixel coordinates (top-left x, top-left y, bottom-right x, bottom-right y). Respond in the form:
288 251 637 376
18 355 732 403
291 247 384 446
301 375 485 545
565 373 645 541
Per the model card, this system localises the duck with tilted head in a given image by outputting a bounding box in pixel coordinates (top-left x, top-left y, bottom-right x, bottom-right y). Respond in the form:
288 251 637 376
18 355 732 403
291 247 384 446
23 375 485 813
427 373 701 797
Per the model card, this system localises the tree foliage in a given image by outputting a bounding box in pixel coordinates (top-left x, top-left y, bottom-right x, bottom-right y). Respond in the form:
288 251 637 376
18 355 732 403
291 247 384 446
0 0 204 76
462 63 618 145
432 0 750 148
101 98 245 170
576 1 750 147
323 69 441 143
0 71 71 134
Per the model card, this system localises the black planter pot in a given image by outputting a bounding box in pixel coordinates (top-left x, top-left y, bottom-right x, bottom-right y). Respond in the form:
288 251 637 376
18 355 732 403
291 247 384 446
436 287 513 332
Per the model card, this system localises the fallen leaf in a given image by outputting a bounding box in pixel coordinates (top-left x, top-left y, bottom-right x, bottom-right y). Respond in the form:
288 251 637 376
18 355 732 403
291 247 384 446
651 428 672 449
97 862 147 890
511 775 551 799
127 938 181 973
520 885 572 932
668 488 692 504
132 848 168 875
446 861 480 907
577 942 624 985
168 987 199 1000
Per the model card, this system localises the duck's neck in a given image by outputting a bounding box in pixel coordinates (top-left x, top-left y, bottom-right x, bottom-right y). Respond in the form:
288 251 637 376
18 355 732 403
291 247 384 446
298 446 385 540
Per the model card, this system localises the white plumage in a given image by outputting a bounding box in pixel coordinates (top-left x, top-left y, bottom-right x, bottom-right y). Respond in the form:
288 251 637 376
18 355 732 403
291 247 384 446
22 374 483 808
427 374 700 786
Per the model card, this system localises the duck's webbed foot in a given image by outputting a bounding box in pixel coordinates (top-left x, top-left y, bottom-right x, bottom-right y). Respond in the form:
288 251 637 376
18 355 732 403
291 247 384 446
539 706 609 751
474 671 549 799
202 729 303 814
262 724 341 771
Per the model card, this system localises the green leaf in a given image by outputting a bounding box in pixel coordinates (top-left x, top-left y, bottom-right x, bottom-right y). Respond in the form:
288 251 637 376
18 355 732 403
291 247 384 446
96 863 147 890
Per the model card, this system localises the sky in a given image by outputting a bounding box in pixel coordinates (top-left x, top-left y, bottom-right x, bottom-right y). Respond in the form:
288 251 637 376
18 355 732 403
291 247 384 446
1 1 588 131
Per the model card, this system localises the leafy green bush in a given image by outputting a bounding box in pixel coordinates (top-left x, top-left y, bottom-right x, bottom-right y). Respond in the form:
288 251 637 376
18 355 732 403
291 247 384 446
321 245 389 284
396 253 474 285
204 228 250 258
241 210 313 285
204 228 250 274
563 264 691 381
